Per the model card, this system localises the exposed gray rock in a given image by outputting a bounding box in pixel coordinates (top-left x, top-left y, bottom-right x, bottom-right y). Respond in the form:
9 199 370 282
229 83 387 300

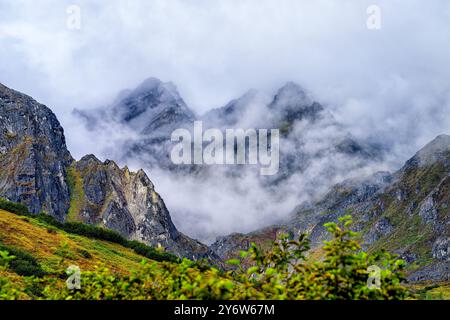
75 78 196 172
402 134 450 169
70 154 218 261
408 262 449 282
364 217 394 245
268 82 323 124
0 83 73 220
418 194 438 224
211 135 450 282
432 236 449 261
0 82 219 263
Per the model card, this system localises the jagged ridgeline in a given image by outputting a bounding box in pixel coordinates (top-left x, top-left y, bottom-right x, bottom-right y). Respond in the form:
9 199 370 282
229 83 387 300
74 77 381 178
0 80 448 287
212 135 450 283
0 82 218 262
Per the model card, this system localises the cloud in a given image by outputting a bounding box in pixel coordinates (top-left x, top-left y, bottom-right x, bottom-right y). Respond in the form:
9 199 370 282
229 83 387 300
1 0 449 242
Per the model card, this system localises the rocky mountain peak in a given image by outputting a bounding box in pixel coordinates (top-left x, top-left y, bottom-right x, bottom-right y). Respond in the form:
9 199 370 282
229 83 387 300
269 82 324 124
129 77 181 103
271 82 311 107
0 82 73 219
402 134 450 171
0 82 217 262
201 89 267 128
111 77 196 134
79 154 102 164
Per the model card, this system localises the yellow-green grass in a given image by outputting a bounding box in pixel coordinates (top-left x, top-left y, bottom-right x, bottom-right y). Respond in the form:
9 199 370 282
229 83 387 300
408 282 450 300
0 209 147 275
66 165 85 222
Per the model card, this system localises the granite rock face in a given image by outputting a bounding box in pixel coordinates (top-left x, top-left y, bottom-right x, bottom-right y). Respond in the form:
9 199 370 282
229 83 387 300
0 83 72 220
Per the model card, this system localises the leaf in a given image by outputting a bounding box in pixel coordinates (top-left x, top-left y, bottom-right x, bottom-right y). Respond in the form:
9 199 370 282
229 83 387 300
247 266 259 275
226 259 241 266
239 251 249 259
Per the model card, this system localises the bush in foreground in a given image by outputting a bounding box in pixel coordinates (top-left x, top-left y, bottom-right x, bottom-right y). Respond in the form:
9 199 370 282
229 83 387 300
13 215 407 300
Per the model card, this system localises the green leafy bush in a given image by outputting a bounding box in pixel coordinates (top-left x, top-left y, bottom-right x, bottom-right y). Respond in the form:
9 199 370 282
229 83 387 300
0 244 46 277
38 216 408 300
230 216 407 299
0 198 30 216
0 250 23 300
0 198 409 300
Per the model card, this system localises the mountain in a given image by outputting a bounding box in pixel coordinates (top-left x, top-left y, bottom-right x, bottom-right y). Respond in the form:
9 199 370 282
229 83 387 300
1 80 447 283
0 82 217 262
202 89 270 128
67 154 215 259
211 135 450 282
269 81 324 131
74 77 388 244
75 77 195 135
111 77 196 136
0 83 72 220
75 78 196 171
76 78 380 178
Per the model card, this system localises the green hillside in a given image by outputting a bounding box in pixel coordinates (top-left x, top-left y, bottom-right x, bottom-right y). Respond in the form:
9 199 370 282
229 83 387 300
0 198 447 300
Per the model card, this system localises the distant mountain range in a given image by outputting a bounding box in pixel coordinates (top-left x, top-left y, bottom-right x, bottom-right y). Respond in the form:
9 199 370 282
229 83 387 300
212 135 449 282
75 77 383 180
1 79 448 282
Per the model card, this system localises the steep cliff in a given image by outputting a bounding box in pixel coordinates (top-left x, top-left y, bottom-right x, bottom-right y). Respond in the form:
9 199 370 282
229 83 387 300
0 82 216 262
67 154 216 260
0 83 72 220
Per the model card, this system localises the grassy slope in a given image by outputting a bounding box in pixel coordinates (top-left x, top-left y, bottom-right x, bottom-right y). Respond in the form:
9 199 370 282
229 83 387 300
66 165 85 222
1 208 448 300
0 209 147 276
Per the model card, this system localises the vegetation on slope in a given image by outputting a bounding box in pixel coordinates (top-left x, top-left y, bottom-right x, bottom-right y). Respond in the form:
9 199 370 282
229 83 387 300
0 207 411 300
66 165 85 222
0 198 178 264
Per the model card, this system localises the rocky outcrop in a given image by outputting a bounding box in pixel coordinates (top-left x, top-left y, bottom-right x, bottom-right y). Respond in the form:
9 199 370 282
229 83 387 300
0 82 217 262
68 154 217 260
0 83 72 220
432 236 449 261
268 81 324 127
211 135 450 282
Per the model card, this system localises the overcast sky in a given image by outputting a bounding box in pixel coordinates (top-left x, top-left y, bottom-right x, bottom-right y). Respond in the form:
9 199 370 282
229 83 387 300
1 0 449 160
1 1 450 241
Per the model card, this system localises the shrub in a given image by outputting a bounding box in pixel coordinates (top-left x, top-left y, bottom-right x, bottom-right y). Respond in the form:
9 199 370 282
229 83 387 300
127 240 179 263
39 216 409 300
0 244 46 277
0 198 410 300
230 215 408 300
0 198 30 216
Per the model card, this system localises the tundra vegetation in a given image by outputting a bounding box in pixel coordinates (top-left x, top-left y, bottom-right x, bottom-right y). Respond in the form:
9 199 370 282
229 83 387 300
0 197 411 300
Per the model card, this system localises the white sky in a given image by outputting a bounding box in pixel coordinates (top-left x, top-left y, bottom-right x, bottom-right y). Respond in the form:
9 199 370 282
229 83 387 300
1 1 450 241
1 0 449 160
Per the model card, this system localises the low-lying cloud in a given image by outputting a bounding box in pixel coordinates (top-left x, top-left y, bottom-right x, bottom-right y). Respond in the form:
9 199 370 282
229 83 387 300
1 1 449 242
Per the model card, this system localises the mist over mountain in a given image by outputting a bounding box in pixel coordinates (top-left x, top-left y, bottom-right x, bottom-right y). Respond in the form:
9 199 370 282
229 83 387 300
212 135 450 282
1 1 449 298
74 77 390 243
0 82 217 261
